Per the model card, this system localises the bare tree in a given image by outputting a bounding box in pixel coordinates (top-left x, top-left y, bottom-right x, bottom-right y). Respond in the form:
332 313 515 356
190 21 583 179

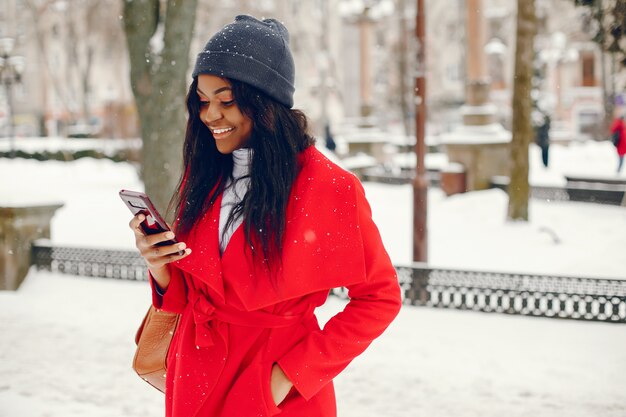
24 0 123 128
122 0 198 213
507 0 537 221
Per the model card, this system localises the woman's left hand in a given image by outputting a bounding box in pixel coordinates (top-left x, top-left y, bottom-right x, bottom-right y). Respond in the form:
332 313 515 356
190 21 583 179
270 363 293 406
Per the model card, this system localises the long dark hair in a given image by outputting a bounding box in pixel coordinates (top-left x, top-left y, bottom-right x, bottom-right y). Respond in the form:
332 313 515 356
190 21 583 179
168 77 315 265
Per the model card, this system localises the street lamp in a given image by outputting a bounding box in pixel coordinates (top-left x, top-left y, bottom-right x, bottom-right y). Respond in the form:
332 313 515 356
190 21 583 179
0 37 25 158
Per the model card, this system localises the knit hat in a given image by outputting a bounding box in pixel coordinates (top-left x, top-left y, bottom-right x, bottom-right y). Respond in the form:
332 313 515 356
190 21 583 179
192 15 295 108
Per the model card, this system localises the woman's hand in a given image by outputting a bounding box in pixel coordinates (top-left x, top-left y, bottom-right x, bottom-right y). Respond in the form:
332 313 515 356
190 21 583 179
129 213 191 290
270 363 293 407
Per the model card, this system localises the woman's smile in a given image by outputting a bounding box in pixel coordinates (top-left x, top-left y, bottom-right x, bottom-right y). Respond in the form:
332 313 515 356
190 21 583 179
211 126 236 139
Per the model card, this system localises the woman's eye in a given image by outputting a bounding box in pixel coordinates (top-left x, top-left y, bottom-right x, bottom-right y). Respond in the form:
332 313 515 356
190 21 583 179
200 101 209 106
222 100 235 107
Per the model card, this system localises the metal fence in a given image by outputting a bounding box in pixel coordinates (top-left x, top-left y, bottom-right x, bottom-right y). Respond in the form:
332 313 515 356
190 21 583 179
394 264 626 323
32 243 149 281
31 242 626 323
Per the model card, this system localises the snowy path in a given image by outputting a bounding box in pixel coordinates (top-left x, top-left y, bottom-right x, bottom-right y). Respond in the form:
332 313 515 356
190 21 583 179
1 272 625 417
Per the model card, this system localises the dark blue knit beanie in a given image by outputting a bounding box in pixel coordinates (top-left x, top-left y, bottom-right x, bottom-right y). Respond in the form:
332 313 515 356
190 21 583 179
192 15 295 108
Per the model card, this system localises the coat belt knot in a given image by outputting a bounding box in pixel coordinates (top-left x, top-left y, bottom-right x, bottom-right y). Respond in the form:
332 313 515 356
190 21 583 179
191 295 219 348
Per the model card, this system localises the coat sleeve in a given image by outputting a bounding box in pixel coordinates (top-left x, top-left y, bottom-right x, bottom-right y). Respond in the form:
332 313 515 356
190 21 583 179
149 264 188 314
276 179 402 401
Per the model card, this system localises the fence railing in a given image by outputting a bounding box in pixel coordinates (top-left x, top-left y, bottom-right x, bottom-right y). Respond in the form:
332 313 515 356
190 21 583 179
31 242 626 323
32 242 148 281
394 264 626 323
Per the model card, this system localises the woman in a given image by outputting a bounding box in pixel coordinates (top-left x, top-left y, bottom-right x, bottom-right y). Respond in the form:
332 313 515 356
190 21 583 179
129 15 401 417
610 115 626 173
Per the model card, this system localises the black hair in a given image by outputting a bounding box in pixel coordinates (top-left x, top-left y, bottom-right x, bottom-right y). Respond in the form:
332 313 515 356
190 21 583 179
168 77 315 267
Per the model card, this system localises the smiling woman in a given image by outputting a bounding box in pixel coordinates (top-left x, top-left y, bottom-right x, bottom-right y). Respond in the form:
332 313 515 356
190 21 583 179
126 14 401 417
196 78 253 154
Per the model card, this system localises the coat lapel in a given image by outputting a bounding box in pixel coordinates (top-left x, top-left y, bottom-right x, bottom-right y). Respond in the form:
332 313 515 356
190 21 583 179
172 146 370 311
221 147 368 311
173 193 226 303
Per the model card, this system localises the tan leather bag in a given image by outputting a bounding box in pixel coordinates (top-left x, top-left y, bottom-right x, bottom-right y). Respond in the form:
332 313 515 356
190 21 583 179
133 306 180 393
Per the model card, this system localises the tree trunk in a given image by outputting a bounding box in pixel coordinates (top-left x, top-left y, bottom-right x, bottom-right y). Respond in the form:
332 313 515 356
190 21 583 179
122 0 198 215
507 0 536 221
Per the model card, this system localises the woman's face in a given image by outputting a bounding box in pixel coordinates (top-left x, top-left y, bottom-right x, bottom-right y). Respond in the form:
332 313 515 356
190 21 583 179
196 74 253 154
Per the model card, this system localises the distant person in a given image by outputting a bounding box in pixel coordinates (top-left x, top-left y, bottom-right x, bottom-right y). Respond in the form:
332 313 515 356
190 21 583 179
533 111 551 168
324 123 337 152
610 115 626 173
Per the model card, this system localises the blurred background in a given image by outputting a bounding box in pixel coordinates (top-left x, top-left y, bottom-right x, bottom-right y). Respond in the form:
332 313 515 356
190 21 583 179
1 1 626 417
2 0 625 143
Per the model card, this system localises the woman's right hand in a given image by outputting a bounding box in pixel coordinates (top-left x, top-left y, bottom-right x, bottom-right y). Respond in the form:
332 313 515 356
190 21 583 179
129 213 191 289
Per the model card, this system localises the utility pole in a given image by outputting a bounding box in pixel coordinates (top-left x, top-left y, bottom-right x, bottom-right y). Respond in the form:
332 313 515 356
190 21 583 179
413 0 428 262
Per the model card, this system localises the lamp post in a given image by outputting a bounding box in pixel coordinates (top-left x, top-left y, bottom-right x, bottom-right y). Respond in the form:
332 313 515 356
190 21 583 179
0 37 25 159
413 0 427 262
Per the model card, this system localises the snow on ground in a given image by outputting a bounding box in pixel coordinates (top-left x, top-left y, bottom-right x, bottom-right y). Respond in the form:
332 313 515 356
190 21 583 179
1 272 625 417
371 185 626 278
5 157 144 249
528 140 626 186
1 140 626 416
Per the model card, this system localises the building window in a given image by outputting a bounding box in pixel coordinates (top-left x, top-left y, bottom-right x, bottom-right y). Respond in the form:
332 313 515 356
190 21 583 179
581 52 596 87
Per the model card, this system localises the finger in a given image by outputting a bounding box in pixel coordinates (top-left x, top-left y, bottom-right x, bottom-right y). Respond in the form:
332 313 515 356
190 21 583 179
154 241 188 257
166 247 192 263
142 241 185 261
144 230 177 247
146 247 191 268
129 214 146 235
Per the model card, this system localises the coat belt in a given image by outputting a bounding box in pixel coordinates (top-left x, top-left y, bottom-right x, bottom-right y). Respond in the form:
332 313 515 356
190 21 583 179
190 292 311 348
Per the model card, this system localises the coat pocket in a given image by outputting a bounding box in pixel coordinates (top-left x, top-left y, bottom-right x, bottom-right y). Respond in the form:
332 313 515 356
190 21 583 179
262 361 283 415
221 355 282 417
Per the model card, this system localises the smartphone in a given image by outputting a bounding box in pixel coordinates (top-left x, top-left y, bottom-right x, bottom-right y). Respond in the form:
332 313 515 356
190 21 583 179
119 189 185 255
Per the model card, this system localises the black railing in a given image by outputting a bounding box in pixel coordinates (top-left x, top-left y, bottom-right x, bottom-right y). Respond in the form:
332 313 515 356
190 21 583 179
31 242 626 323
32 242 148 281
394 264 626 323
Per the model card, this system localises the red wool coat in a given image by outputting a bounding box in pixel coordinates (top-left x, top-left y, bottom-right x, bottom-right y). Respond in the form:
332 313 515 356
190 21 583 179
611 118 626 156
151 146 402 417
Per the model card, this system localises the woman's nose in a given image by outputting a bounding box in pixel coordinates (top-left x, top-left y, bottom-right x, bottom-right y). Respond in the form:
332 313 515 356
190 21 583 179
203 103 222 124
